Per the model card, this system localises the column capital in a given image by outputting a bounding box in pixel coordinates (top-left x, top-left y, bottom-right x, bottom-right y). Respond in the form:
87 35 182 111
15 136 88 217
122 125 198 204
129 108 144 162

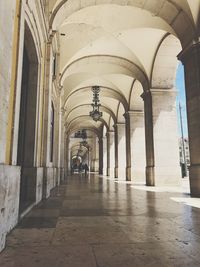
61 107 66 115
47 40 52 46
178 41 200 64
150 88 176 94
59 85 63 92
106 130 114 137
124 110 144 117
48 29 57 41
140 90 151 101
141 88 177 99
123 111 129 119
113 122 125 128
98 135 103 142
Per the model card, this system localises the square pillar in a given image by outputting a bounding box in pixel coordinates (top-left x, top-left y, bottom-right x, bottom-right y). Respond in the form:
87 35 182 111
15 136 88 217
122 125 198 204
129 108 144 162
124 113 132 181
98 136 103 175
103 135 107 175
106 131 115 177
129 111 146 183
115 123 126 180
114 125 118 178
178 42 200 196
142 89 181 186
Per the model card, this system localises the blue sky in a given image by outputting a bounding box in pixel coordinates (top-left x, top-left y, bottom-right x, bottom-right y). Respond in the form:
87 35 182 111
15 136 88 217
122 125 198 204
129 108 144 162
176 63 188 137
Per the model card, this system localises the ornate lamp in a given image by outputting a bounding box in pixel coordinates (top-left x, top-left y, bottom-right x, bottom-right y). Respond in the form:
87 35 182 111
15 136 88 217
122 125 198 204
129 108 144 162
74 129 87 139
89 86 102 121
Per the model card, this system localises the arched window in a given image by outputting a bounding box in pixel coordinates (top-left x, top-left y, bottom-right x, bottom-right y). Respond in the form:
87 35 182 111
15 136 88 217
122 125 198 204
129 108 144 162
50 102 54 162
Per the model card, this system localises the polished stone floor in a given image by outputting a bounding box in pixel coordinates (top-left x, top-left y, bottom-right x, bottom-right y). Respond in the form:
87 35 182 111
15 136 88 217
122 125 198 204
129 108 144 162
1 174 200 266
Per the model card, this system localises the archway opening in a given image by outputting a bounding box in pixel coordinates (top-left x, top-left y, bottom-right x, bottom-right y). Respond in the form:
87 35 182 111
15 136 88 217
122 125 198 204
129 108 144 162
176 63 189 178
17 24 39 213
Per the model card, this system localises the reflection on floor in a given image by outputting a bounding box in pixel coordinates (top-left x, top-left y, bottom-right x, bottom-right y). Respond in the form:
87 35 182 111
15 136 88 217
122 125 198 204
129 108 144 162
1 174 200 267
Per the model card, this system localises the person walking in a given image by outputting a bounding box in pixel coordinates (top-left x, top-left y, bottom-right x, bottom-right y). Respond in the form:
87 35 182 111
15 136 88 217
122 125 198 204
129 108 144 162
84 163 89 177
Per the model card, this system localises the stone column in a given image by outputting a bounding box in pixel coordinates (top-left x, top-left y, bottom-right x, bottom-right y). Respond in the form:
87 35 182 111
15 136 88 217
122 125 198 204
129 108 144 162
178 42 200 196
41 41 53 166
64 134 70 177
114 125 118 178
53 106 59 186
91 136 99 172
129 111 145 183
41 41 54 199
58 107 65 181
67 146 71 176
103 135 107 175
116 123 126 180
106 131 115 177
142 89 181 186
59 108 65 181
99 136 103 175
106 132 110 176
142 91 154 185
124 113 132 181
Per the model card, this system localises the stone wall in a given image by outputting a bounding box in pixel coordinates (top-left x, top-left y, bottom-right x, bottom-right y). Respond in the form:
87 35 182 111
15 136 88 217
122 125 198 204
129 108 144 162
0 0 17 163
0 165 20 251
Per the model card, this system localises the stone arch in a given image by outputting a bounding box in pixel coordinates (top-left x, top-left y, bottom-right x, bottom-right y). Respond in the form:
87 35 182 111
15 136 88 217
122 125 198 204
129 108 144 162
116 102 125 123
24 6 43 61
108 116 115 131
67 128 99 171
129 80 144 111
50 0 197 47
60 55 149 92
66 115 101 131
63 86 129 113
70 143 89 158
65 115 108 133
64 104 117 125
150 34 182 89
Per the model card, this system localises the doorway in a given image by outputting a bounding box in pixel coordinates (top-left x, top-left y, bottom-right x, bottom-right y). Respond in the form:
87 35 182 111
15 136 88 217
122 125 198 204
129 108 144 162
17 24 39 213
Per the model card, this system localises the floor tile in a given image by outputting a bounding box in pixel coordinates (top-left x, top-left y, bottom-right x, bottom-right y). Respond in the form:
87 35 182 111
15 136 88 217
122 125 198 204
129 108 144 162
1 174 200 266
17 217 58 229
0 245 97 267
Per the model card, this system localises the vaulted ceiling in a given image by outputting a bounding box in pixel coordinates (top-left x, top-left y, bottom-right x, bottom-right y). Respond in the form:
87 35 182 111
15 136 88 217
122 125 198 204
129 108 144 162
48 0 199 137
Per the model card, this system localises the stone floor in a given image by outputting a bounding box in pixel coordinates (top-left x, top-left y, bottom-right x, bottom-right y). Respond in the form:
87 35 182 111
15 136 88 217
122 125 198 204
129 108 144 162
1 174 200 266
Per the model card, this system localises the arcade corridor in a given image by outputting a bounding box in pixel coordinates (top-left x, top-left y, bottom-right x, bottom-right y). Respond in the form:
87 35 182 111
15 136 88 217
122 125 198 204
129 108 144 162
0 174 200 267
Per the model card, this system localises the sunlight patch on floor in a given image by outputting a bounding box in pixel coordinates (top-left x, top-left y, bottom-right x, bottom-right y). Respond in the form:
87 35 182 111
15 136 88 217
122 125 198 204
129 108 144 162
130 178 190 193
103 176 200 209
170 197 200 208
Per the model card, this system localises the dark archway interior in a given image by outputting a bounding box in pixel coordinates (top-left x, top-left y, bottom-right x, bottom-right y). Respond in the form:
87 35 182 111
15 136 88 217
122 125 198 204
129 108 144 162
17 25 39 213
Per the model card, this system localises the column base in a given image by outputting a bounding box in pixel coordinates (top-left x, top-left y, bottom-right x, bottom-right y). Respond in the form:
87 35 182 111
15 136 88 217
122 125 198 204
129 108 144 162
189 165 200 197
43 167 56 199
146 166 155 186
107 168 110 176
99 168 103 175
60 167 65 182
126 167 131 181
20 167 44 212
146 166 181 187
115 167 118 178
